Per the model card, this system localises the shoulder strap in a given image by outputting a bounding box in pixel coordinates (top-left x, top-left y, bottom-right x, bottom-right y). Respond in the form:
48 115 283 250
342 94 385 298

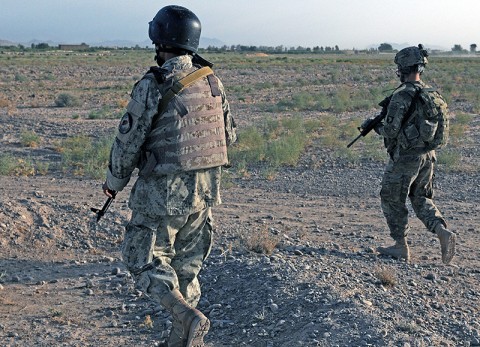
158 66 214 111
400 85 422 128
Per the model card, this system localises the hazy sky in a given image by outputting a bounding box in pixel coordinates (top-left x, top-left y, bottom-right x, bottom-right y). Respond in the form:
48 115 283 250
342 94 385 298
1 0 479 50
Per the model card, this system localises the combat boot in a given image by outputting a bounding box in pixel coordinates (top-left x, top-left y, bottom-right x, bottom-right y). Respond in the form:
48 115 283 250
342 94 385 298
377 238 410 262
160 289 210 347
434 224 456 264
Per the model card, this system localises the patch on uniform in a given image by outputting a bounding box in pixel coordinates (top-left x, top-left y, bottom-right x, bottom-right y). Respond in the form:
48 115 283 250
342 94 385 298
119 113 133 134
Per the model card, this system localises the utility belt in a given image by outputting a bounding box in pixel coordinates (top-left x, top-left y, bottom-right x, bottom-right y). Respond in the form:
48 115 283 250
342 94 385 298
398 143 432 155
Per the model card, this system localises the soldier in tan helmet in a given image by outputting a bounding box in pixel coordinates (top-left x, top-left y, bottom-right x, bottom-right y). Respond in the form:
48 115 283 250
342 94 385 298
363 44 456 264
101 5 236 346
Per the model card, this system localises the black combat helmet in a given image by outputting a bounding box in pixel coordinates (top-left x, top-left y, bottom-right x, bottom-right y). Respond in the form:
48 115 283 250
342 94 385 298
148 5 201 53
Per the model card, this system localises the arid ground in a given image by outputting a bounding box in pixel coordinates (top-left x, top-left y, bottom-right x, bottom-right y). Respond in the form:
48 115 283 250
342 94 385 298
0 50 479 347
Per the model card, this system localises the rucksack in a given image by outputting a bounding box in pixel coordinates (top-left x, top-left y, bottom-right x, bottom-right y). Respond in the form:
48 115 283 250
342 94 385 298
417 88 449 150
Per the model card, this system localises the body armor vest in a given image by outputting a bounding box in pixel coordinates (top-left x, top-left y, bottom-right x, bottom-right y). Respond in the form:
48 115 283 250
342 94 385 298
143 66 228 175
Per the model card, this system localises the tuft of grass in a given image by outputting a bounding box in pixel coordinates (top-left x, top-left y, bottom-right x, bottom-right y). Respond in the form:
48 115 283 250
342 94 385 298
375 267 397 288
229 116 308 171
240 225 280 255
436 149 461 172
55 93 81 107
141 315 154 329
49 308 63 317
36 161 50 175
87 106 122 120
20 130 41 148
449 113 474 147
0 154 16 175
57 135 113 178
14 73 28 82
0 97 10 108
397 320 419 333
0 155 36 176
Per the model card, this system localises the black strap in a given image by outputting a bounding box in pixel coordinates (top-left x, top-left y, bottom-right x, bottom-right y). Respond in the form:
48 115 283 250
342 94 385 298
400 84 422 128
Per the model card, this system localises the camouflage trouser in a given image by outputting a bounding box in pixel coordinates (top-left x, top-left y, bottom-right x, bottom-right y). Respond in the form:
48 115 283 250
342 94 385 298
380 151 446 241
121 207 213 307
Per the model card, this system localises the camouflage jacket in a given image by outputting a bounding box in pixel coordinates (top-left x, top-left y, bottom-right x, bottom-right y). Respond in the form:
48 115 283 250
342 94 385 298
106 55 237 216
376 80 448 157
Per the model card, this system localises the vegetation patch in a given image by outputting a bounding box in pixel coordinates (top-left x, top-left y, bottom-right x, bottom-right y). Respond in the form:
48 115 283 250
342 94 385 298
57 135 113 179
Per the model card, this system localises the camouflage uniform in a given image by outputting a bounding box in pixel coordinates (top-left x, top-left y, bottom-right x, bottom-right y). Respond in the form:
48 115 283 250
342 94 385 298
105 55 236 307
376 80 449 241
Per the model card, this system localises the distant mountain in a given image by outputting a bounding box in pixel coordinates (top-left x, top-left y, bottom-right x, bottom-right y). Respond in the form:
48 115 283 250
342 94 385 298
0 39 20 46
200 37 226 48
91 39 152 48
92 37 226 49
0 36 226 49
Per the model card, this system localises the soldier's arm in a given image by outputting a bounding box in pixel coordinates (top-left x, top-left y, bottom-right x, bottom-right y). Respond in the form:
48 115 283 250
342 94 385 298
376 92 410 139
105 78 160 191
217 78 237 146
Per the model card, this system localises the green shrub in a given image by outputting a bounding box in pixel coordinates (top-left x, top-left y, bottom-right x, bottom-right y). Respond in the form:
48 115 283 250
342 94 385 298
436 149 461 171
58 135 113 178
0 155 35 176
20 130 41 147
0 154 16 175
55 93 81 107
87 106 121 120
230 117 308 169
14 73 27 82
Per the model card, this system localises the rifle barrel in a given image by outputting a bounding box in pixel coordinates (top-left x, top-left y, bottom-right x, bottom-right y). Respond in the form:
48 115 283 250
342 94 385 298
347 133 362 148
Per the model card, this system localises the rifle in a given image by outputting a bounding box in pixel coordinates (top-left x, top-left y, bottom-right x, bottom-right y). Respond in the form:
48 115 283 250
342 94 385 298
91 190 117 222
346 95 392 148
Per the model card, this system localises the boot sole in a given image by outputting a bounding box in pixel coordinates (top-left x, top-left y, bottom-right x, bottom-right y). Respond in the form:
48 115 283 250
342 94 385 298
441 233 456 265
185 315 210 347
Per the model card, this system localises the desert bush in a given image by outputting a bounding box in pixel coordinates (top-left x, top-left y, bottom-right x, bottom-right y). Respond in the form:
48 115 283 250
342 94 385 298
88 106 122 120
375 267 397 288
0 97 10 108
230 116 308 169
55 93 81 107
13 158 36 176
239 225 279 255
0 155 35 176
35 161 50 175
58 135 113 178
436 149 461 172
117 99 129 108
20 130 41 148
0 154 16 175
14 73 28 82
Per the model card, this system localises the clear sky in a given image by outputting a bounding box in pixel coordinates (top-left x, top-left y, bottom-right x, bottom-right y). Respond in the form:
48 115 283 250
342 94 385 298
1 0 479 50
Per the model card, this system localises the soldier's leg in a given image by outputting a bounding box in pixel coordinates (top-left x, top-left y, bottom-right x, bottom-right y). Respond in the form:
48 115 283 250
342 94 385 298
377 156 422 261
409 152 456 264
157 208 212 347
170 207 213 308
122 210 210 346
409 153 445 232
121 210 179 297
379 158 412 241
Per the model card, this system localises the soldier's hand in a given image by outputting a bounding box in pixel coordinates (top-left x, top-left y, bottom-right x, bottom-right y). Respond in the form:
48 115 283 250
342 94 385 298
360 117 375 131
102 181 116 198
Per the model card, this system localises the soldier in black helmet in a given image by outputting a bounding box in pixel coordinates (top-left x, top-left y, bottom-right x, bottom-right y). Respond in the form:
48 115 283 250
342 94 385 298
101 5 236 346
365 44 456 264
